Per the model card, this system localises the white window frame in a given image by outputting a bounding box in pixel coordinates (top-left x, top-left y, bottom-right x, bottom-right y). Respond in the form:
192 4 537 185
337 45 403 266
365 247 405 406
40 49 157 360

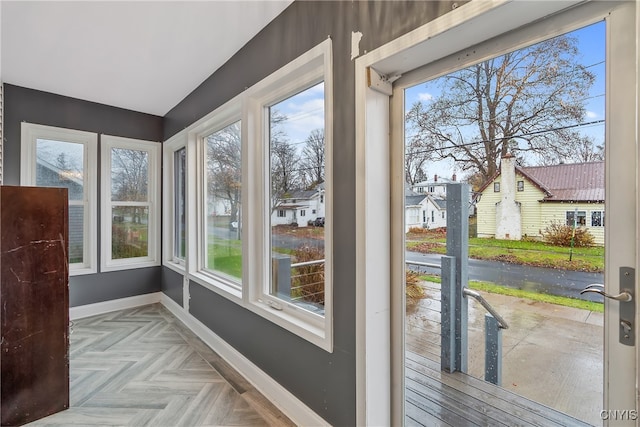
163 133 187 273
20 123 98 275
177 97 244 303
101 134 160 272
591 210 605 227
161 39 333 352
246 38 333 351
195 106 243 298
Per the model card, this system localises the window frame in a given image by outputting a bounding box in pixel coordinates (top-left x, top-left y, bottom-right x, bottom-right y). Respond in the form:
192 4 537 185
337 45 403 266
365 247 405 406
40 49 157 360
161 39 333 351
101 134 161 272
185 98 244 303
517 180 524 191
20 122 98 275
566 210 587 227
591 210 605 227
199 116 244 295
494 182 500 192
163 133 187 272
246 38 333 351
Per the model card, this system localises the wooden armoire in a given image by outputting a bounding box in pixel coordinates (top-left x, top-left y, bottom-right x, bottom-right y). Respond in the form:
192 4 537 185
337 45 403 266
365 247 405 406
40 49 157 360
0 186 70 426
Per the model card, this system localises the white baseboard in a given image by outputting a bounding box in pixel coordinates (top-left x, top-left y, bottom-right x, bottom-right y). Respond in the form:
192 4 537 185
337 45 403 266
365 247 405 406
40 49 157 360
160 294 329 427
69 292 162 320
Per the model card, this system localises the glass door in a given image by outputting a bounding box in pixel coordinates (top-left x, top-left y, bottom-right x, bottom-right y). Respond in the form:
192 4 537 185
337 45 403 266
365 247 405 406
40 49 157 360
392 2 637 425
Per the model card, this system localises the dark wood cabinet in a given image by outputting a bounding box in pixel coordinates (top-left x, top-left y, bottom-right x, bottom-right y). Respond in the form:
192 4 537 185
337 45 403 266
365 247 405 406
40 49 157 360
1 186 69 426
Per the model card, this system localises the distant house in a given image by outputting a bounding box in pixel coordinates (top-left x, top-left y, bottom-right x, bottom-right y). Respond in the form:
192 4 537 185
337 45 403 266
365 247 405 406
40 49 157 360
36 157 85 261
410 174 457 199
405 188 446 232
272 183 325 227
476 154 604 245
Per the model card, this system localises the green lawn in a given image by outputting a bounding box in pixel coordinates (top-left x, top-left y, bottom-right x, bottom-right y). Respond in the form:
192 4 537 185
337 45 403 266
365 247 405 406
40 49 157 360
417 274 604 313
207 239 242 279
407 235 604 272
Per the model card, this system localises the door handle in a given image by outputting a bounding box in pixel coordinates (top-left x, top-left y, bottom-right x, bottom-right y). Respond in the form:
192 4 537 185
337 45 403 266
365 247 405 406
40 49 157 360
580 284 633 302
580 268 635 346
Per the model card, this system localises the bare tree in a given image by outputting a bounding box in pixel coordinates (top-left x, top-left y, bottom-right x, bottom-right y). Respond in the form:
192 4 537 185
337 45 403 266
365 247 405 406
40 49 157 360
300 128 325 187
207 122 242 227
404 134 432 185
112 148 148 202
406 33 596 185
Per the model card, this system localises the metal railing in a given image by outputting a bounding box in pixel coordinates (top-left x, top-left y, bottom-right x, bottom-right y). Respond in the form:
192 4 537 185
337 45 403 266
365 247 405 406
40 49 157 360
406 257 507 385
290 259 325 305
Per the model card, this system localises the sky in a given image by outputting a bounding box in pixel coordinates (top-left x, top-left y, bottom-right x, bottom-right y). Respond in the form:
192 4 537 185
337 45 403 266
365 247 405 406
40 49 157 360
404 20 606 182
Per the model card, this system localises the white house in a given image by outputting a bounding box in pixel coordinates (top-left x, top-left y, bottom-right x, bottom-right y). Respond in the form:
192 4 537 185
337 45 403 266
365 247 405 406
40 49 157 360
405 189 446 232
272 183 325 227
410 174 457 199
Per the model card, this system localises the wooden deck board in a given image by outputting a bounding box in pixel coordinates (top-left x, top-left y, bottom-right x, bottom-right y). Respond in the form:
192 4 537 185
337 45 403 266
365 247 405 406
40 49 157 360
405 350 592 427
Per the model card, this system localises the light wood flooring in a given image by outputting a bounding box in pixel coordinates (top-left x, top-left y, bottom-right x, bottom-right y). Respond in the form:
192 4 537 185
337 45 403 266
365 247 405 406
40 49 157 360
27 304 295 427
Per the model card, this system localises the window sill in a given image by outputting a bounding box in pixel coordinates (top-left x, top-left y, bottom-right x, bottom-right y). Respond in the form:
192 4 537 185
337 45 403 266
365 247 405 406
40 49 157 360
189 271 243 304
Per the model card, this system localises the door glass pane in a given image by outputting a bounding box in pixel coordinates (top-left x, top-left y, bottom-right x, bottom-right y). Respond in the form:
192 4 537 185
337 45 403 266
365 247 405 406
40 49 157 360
111 148 148 202
268 82 326 315
36 139 84 200
205 121 242 282
112 206 148 259
403 22 604 425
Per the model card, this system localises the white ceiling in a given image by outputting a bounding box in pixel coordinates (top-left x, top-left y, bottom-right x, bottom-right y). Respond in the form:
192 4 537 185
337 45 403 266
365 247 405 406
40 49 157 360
1 1 293 116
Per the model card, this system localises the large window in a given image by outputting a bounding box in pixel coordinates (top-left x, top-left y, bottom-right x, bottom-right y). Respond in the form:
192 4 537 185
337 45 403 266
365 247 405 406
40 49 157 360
268 82 326 314
203 121 242 288
247 38 333 350
162 39 332 350
21 123 97 275
101 135 160 271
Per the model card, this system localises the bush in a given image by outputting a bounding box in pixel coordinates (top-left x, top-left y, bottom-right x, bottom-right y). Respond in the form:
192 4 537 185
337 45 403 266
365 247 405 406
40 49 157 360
408 226 427 234
406 270 426 306
542 221 595 247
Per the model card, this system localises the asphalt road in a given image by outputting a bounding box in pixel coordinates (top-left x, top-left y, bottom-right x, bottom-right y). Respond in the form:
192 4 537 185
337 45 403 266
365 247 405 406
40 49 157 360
405 250 605 302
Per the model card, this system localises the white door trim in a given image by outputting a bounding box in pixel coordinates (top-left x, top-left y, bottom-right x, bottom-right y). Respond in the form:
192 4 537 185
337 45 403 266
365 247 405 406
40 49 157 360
355 1 638 425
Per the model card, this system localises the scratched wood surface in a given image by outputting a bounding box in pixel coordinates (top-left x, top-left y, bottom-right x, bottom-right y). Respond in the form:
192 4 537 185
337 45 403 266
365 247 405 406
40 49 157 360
1 186 69 426
26 304 295 427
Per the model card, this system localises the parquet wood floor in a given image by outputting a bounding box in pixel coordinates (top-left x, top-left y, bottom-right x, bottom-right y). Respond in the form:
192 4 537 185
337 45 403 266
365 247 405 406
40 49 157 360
27 304 296 427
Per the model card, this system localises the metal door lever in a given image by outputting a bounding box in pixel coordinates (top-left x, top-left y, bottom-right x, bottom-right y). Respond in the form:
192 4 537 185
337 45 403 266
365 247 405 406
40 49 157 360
580 284 633 302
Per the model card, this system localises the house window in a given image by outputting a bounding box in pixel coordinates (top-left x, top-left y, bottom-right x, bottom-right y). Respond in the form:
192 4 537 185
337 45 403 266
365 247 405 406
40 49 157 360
101 135 160 271
429 186 434 193
301 210 306 217
247 38 332 350
494 182 500 192
431 211 434 222
566 210 587 227
423 210 426 222
278 210 286 217
174 148 186 261
591 211 605 227
312 209 316 214
20 123 98 275
442 211 445 219
162 133 187 271
204 121 242 286
517 180 524 191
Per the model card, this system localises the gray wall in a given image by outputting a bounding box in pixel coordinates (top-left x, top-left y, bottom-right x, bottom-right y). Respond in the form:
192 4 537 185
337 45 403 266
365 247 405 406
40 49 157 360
4 84 164 307
161 266 183 306
164 2 461 425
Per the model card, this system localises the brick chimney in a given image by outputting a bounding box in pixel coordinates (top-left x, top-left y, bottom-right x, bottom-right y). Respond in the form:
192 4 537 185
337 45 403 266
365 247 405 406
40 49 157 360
452 173 457 182
434 174 438 182
495 153 521 240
